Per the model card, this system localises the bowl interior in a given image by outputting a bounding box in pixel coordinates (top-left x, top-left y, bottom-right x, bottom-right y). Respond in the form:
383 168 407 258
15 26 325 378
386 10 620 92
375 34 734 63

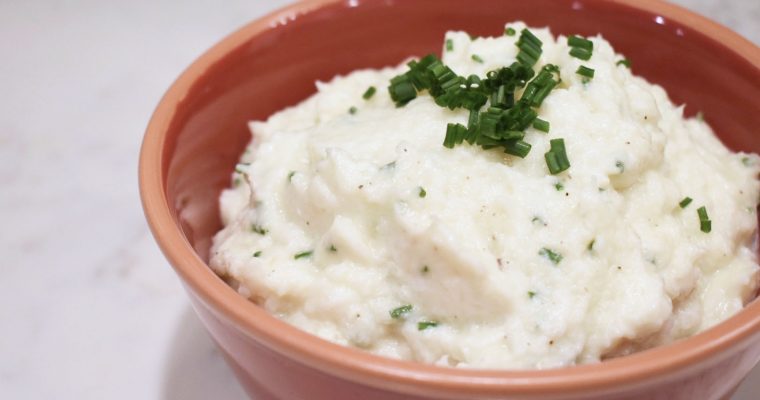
163 0 760 290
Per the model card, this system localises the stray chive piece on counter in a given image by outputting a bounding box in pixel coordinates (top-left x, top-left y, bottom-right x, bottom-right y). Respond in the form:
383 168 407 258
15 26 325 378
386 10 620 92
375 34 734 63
253 251 262 257
568 35 594 61
576 65 595 80
505 27 516 36
390 305 413 319
533 118 550 132
544 138 570 174
348 106 358 115
697 206 712 233
445 38 454 51
528 291 537 299
471 54 484 63
418 187 427 198
362 86 377 100
616 59 631 68
539 247 563 265
418 321 439 331
679 197 693 208
294 250 313 260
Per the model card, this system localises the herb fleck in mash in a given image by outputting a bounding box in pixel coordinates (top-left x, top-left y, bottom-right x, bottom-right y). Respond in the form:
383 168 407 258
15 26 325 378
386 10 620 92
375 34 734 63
210 22 760 369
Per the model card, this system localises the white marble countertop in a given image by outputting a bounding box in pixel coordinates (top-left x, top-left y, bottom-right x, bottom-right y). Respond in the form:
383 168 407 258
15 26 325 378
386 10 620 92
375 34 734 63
1 1 758 399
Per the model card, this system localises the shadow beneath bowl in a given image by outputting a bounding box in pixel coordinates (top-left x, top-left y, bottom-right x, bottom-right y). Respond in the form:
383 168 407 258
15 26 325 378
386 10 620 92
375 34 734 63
162 307 248 400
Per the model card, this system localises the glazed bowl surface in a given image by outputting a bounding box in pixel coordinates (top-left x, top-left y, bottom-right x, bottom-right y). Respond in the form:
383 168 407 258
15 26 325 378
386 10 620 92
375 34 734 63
139 0 760 399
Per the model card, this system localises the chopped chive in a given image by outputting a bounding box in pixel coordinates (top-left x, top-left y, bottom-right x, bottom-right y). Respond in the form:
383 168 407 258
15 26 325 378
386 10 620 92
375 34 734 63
576 65 595 79
567 35 593 51
251 224 268 235
418 187 427 198
381 160 396 171
503 140 532 158
742 157 753 166
554 181 564 191
329 244 337 252
587 239 595 251
539 247 563 265
233 178 241 187
615 160 625 173
445 38 454 51
294 250 313 260
422 265 430 274
616 59 631 68
388 74 417 107
362 86 377 100
528 291 537 299
545 138 570 174
348 106 357 114
390 305 413 319
533 118 550 132
569 47 592 61
287 171 296 182
505 27 516 36
418 321 439 331
253 251 262 257
679 197 693 208
697 206 711 233
471 54 484 63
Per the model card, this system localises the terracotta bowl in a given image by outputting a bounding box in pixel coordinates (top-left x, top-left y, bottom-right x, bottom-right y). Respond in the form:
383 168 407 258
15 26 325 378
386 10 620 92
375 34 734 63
139 0 760 399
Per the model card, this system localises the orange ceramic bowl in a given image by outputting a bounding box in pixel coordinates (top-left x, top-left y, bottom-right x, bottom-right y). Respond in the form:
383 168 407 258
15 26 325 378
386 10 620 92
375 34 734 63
139 0 760 399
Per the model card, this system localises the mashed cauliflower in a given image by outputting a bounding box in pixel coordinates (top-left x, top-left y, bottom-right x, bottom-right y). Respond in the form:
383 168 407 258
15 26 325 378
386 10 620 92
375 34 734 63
210 22 760 369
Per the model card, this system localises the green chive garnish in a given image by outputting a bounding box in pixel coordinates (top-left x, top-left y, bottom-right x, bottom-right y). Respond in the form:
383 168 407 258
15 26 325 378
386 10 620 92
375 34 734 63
569 47 592 61
587 239 595 251
253 251 262 257
615 160 625 173
539 247 563 265
329 244 337 252
545 138 570 174
294 250 313 260
390 305 413 319
348 106 357 114
445 38 454 52
576 65 595 79
418 187 427 198
388 74 417 107
697 206 711 233
287 171 296 182
528 291 537 299
251 224 268 235
516 29 543 67
679 197 693 208
567 35 593 50
533 118 550 132
471 54 484 63
554 181 564 191
362 86 377 100
418 321 439 331
616 59 631 68
505 27 516 36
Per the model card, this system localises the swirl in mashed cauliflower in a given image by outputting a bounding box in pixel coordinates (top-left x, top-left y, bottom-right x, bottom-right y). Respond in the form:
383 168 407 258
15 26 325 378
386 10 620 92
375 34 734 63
210 23 760 369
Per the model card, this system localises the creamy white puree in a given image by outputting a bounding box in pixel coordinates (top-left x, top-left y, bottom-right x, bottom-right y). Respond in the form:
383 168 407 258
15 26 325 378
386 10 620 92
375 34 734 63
210 22 760 369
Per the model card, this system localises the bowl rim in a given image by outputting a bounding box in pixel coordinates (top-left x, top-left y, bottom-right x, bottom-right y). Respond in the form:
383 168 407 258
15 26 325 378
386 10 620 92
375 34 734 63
139 0 760 396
